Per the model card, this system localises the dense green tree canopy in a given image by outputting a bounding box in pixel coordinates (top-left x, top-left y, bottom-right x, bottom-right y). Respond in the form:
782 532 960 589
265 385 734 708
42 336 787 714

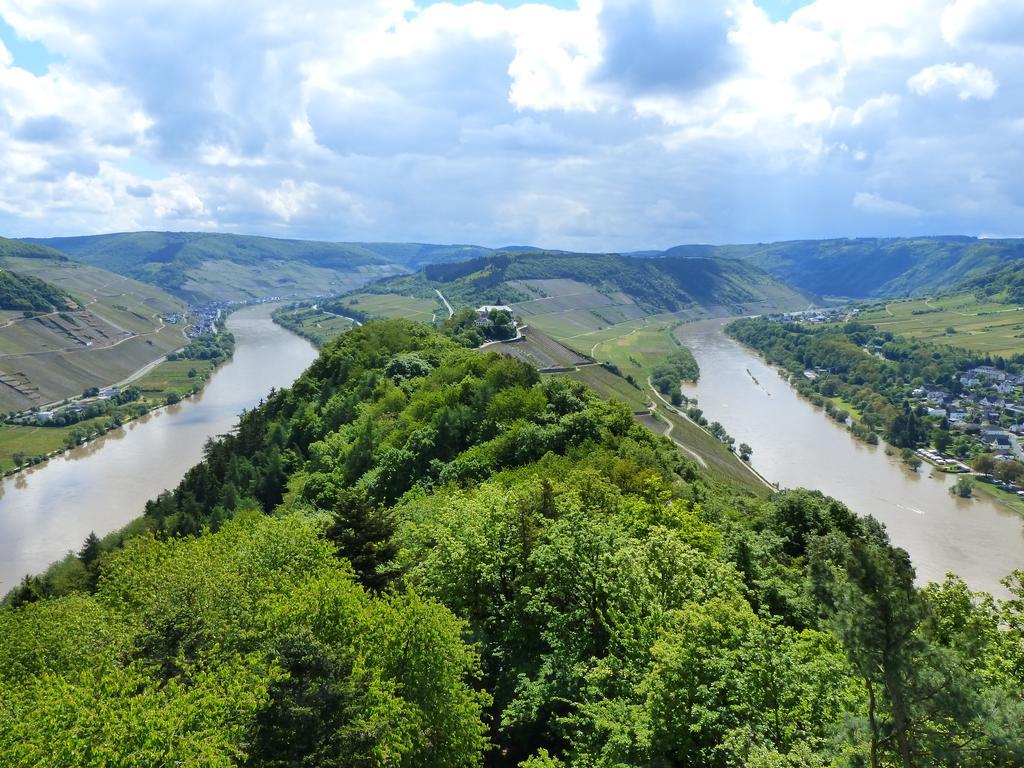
3 318 1022 766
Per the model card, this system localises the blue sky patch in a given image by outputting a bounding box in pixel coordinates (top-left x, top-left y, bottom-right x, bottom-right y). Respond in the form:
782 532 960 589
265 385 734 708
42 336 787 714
0 16 63 75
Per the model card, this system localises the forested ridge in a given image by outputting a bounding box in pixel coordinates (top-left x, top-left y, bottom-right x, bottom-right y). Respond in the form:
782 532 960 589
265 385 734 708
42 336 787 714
362 251 808 314
0 269 75 312
3 319 1023 767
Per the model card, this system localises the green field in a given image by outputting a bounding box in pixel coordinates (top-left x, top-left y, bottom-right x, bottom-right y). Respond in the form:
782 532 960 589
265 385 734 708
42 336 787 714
0 424 76 471
859 293 1024 356
333 293 442 322
272 306 356 347
134 359 216 398
529 311 683 383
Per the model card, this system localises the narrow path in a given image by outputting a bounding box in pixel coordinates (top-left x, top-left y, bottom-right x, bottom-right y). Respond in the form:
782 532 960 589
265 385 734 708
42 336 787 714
647 376 771 487
649 403 708 468
435 289 454 318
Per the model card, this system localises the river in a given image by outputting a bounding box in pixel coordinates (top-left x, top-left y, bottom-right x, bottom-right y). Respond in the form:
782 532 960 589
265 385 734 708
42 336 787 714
677 319 1024 596
0 303 318 594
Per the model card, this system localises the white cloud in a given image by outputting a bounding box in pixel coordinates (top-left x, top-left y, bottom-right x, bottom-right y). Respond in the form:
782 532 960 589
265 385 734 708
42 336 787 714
908 62 998 100
0 0 1021 246
853 191 922 217
942 0 1024 47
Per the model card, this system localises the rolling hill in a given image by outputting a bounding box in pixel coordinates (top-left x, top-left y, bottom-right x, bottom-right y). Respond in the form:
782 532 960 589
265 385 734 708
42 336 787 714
0 270 74 313
664 236 1024 299
0 238 187 412
353 250 812 317
27 232 498 303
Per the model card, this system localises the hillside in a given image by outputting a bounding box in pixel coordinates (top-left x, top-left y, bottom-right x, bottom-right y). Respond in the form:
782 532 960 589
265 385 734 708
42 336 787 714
666 236 1024 299
3 319 1022 766
0 269 74 313
357 250 811 316
28 232 497 303
0 243 186 412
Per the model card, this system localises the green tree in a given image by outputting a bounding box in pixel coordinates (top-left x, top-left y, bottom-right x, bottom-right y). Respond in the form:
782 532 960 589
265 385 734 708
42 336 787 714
951 476 974 498
972 453 996 475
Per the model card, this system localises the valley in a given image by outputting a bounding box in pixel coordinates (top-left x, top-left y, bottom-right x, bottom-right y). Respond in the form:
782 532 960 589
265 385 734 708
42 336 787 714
6 232 1024 766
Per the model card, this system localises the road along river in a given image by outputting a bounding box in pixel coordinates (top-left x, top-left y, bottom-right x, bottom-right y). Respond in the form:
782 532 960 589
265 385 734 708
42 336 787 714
0 303 317 594
677 319 1024 596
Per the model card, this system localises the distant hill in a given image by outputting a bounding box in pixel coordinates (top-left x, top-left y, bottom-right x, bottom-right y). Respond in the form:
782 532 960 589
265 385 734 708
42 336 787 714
34 231 1024 307
27 232 498 303
665 237 1024 299
357 250 812 316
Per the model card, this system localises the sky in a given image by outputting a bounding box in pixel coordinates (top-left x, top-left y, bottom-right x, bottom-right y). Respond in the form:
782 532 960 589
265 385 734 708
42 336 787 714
0 0 1021 250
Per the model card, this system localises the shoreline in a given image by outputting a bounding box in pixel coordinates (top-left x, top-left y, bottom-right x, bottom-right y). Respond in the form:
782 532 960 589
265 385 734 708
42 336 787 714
723 327 1024 519
0 354 231 479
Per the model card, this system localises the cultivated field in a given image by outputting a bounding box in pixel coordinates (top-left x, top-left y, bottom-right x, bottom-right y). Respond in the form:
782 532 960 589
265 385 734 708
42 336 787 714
134 359 216 399
0 258 188 411
859 293 1024 356
334 293 443 322
494 329 590 370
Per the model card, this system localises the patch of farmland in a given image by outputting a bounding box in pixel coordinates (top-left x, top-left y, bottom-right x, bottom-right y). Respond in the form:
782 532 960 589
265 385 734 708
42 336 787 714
512 279 632 316
334 293 441 321
493 328 590 370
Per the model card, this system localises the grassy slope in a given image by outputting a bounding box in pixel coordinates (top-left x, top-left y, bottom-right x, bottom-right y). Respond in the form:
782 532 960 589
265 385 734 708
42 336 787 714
0 251 187 412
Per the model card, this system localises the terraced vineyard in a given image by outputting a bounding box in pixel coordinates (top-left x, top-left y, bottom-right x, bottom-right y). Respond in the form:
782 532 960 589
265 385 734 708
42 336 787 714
0 255 186 412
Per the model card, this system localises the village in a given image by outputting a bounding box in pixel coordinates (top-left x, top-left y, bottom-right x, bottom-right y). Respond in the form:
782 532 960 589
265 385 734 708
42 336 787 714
909 363 1024 493
163 299 238 338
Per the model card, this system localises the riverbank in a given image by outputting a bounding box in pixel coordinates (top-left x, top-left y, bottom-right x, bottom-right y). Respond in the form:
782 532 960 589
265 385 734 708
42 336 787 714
676 318 1024 597
0 304 318 595
0 329 234 475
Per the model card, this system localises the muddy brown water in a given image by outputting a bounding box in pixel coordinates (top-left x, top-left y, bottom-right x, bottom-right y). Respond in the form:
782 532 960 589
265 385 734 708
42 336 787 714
677 319 1024 596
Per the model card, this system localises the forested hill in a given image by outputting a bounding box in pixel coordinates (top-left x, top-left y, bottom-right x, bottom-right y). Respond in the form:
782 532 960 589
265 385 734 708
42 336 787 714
665 236 1024 299
4 318 1023 766
0 269 75 312
0 238 76 311
0 235 68 262
360 250 811 314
